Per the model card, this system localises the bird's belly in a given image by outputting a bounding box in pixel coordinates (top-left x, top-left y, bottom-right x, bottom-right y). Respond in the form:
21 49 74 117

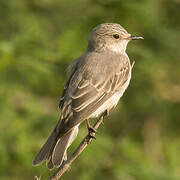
90 72 131 118
90 92 121 118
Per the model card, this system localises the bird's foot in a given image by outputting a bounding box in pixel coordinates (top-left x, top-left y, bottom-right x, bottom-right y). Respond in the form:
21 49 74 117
86 120 97 133
86 120 97 140
88 126 97 133
88 132 96 140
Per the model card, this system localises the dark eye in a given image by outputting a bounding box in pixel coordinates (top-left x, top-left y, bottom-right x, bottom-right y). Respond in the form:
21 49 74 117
113 34 119 39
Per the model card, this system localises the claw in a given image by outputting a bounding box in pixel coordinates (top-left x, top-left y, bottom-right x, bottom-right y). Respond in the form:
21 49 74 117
88 126 97 133
88 133 96 140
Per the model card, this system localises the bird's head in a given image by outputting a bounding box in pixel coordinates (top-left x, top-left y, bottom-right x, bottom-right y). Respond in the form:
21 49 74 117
88 23 143 54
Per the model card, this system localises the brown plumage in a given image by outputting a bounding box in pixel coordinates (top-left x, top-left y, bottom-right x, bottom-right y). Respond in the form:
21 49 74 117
33 23 143 169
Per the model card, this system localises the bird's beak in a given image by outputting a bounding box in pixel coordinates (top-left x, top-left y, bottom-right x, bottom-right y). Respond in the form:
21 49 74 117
129 35 144 40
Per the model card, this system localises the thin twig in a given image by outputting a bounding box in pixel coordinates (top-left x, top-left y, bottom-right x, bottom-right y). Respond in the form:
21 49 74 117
48 115 104 180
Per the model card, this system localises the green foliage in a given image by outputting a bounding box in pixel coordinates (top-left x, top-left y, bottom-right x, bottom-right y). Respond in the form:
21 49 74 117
0 0 180 179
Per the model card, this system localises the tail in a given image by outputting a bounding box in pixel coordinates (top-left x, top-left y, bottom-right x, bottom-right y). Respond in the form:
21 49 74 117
32 123 79 169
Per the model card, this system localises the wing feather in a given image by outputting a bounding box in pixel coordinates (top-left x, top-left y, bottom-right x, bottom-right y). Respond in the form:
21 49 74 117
58 53 131 133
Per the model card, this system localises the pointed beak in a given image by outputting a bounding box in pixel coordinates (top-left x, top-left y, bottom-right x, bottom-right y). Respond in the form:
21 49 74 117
129 35 144 40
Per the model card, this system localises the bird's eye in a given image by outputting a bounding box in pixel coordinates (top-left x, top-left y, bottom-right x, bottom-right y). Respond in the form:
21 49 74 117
113 34 119 39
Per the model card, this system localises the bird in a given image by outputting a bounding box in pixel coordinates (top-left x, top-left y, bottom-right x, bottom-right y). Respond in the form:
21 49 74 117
32 23 143 169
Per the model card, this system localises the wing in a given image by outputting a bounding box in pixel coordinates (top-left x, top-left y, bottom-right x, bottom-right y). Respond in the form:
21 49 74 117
58 52 132 133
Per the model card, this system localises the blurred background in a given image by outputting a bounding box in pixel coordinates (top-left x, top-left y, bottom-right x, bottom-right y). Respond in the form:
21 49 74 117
0 0 180 179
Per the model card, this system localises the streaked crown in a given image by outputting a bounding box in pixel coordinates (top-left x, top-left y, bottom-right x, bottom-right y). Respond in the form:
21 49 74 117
88 23 132 53
93 23 129 37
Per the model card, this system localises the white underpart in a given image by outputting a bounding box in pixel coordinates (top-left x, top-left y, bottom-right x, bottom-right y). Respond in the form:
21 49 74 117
90 74 131 118
63 123 79 160
67 124 79 148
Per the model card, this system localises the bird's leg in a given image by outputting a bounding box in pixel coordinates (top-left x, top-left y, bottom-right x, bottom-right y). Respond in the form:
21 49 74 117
86 119 97 139
86 120 96 139
86 110 108 140
86 119 97 133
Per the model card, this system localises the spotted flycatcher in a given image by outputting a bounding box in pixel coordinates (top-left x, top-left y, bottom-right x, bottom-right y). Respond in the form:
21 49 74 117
33 23 143 169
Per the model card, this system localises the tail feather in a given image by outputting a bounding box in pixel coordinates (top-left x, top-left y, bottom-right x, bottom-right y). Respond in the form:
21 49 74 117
52 124 79 167
52 129 73 166
33 123 79 169
46 157 54 170
32 127 57 166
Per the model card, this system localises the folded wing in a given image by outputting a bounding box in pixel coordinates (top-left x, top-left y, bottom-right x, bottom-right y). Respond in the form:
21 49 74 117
59 53 131 133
